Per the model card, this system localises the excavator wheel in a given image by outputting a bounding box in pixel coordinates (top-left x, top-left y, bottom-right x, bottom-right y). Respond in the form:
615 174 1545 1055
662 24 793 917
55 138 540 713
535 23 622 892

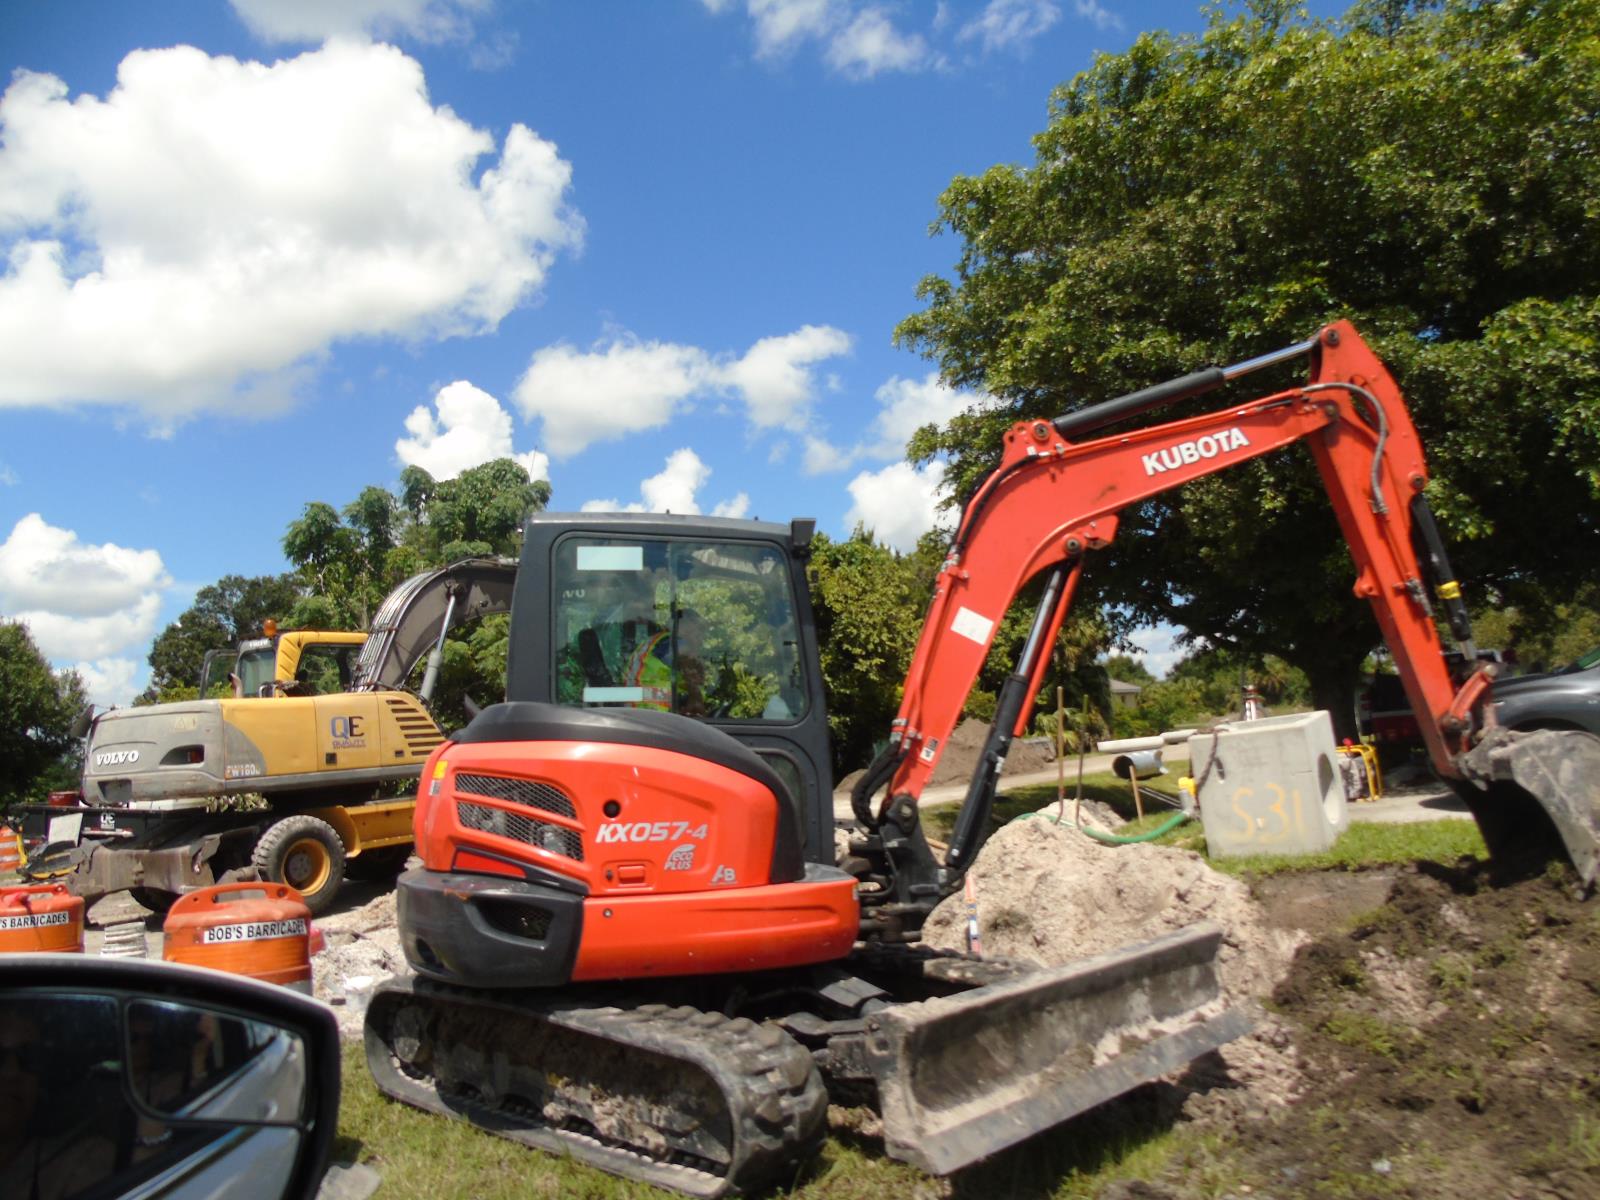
253 814 346 915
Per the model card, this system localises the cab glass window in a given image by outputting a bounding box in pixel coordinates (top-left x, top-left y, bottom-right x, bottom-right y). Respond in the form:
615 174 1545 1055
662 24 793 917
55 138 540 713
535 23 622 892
552 537 807 721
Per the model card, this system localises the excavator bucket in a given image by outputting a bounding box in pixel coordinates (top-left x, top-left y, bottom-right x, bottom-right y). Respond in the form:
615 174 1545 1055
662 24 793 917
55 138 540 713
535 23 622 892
863 922 1250 1175
1457 727 1600 887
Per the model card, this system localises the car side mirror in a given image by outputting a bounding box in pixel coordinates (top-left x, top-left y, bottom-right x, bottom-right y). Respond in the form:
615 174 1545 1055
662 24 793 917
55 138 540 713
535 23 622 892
0 954 340 1200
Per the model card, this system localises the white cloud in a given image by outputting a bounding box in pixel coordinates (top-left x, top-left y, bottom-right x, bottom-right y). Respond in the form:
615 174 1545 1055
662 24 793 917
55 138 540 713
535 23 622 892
825 8 933 78
73 657 144 709
803 434 851 474
721 325 853 431
803 371 983 476
229 0 489 44
1074 0 1120 31
513 325 851 457
863 372 976 458
0 42 582 423
582 449 747 517
749 0 840 58
516 338 718 458
0 514 168 619
0 514 170 665
1124 624 1184 679
14 596 164 663
844 460 951 552
959 0 1060 52
719 0 934 78
0 463 15 486
396 379 548 482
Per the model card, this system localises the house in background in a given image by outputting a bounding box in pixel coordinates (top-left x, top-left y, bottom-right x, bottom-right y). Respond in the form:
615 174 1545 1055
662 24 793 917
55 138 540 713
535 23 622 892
1109 679 1143 710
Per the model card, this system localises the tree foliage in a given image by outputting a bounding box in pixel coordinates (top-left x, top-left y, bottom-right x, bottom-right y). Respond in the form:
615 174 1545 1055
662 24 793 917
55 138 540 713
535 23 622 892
897 0 1600 736
807 528 1111 775
145 573 302 700
144 458 548 721
282 458 549 631
0 620 89 809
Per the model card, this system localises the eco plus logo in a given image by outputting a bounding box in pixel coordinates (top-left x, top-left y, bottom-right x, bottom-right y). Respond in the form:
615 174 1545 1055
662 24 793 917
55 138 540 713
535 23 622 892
664 844 696 871
1141 427 1251 475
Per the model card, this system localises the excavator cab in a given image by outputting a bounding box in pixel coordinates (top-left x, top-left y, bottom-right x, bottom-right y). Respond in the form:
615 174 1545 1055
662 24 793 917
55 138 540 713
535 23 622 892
509 513 836 864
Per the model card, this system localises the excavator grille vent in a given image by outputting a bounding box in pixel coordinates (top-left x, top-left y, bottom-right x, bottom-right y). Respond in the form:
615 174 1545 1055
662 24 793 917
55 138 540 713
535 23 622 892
454 774 577 820
386 698 445 756
457 801 585 862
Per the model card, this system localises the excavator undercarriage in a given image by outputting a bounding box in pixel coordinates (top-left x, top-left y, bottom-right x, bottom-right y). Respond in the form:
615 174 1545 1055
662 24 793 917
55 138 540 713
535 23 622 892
367 924 1245 1193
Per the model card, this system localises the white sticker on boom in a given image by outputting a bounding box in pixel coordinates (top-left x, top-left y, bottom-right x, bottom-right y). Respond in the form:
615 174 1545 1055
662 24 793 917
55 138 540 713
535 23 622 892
576 545 645 572
950 607 995 645
200 918 308 944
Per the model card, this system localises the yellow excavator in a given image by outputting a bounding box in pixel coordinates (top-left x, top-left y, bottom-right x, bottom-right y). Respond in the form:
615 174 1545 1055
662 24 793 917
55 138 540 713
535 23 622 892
19 558 517 915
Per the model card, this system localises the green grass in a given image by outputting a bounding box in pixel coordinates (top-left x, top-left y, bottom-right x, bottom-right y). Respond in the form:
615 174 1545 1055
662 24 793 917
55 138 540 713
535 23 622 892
1201 820 1486 877
922 773 1486 876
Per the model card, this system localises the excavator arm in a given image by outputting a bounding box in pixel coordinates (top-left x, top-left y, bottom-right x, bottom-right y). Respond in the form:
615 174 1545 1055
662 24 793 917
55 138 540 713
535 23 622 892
853 322 1600 916
351 556 518 699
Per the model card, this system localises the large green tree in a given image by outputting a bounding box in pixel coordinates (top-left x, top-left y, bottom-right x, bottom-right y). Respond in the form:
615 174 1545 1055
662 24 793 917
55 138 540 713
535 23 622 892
283 458 550 632
897 0 1600 735
0 620 89 809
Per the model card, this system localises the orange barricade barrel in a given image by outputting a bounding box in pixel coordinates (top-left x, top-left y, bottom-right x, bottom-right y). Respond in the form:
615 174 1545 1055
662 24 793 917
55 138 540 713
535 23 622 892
0 826 24 879
163 883 314 992
0 884 85 953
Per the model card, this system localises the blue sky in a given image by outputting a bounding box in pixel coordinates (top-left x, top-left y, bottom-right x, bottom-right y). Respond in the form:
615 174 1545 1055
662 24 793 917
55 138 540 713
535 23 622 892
0 0 1341 704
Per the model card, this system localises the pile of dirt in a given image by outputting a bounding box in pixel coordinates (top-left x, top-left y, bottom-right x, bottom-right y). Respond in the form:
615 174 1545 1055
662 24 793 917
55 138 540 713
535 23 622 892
922 808 1310 1117
1198 864 1600 1199
837 718 1057 795
928 718 1056 786
312 886 404 1039
1088 862 1600 1199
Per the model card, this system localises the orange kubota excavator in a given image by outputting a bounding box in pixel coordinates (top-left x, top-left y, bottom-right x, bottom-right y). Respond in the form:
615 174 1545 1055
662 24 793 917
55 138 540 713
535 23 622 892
364 322 1600 1195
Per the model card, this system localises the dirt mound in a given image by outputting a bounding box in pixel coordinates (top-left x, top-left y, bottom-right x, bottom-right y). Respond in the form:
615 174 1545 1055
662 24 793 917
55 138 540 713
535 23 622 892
929 718 1056 786
1224 865 1600 1198
922 809 1309 1116
837 718 1057 795
1114 863 1600 1199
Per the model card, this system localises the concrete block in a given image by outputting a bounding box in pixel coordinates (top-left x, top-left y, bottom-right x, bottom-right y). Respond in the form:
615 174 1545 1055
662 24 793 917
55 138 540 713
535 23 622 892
1188 711 1349 858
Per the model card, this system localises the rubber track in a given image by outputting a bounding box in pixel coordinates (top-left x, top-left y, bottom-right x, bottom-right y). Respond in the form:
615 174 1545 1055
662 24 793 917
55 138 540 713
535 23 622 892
364 978 828 1197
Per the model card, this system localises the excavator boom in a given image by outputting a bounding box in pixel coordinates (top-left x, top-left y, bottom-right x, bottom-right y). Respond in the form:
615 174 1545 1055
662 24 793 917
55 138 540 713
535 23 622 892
860 321 1599 888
